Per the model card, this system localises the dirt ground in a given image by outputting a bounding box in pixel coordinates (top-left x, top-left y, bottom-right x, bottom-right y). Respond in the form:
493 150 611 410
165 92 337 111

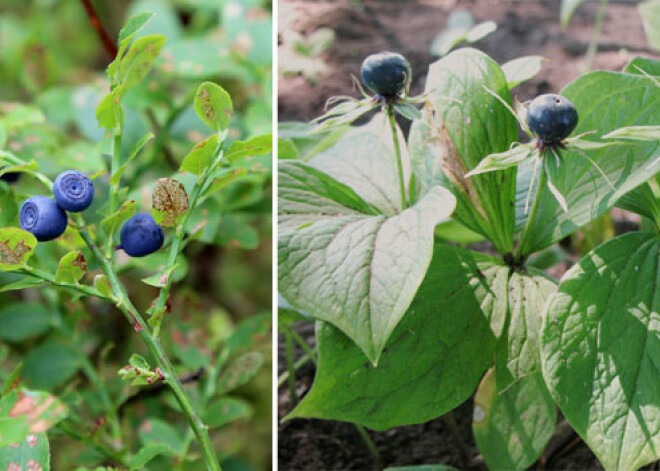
277 1 660 469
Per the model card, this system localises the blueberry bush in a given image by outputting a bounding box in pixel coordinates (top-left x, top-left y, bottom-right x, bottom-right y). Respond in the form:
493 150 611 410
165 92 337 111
278 46 660 470
0 1 272 470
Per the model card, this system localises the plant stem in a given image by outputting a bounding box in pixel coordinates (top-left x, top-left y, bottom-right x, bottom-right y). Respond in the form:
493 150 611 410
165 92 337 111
386 104 407 211
18 266 111 300
585 0 609 70
285 331 297 407
74 219 222 471
354 424 381 464
518 157 547 257
278 352 314 388
106 130 122 258
290 330 317 366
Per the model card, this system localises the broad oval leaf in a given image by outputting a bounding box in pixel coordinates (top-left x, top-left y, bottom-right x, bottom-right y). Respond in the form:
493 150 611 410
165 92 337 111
409 47 518 254
119 34 167 89
501 55 544 89
152 178 189 227
22 343 80 391
542 232 660 470
0 388 67 447
0 432 50 470
0 228 37 272
194 82 233 133
473 369 555 471
279 185 456 364
0 303 52 342
518 71 660 254
287 245 508 429
179 134 219 175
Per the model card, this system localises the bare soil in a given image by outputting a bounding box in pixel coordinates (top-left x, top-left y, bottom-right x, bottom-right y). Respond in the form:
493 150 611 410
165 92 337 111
278 1 659 469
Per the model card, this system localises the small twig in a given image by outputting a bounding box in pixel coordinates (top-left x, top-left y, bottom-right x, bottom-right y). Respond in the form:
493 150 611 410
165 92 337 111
79 0 118 59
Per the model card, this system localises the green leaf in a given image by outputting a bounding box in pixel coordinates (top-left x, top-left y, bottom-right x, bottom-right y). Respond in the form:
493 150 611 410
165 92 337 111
141 264 177 288
640 0 660 51
616 183 660 223
0 228 37 271
111 132 154 185
501 55 544 88
159 38 239 80
495 272 556 391
0 303 52 342
518 71 660 254
138 418 183 456
279 185 456 363
0 277 44 293
118 12 155 47
0 104 45 129
54 251 87 285
0 389 67 446
95 86 124 130
204 397 253 428
217 351 264 394
541 232 660 470
118 34 167 89
194 82 234 133
179 134 219 175
392 102 422 121
2 362 22 395
466 145 532 177
129 443 171 470
288 245 508 429
93 274 113 298
0 432 50 470
225 312 271 354
560 0 586 28
22 343 80 391
225 134 272 163
409 48 519 254
101 199 137 236
624 56 660 76
473 370 555 471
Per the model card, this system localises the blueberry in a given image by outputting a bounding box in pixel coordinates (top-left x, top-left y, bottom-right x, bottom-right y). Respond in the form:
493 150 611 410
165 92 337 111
360 52 411 98
20 195 68 242
53 170 94 212
119 213 165 257
526 94 578 143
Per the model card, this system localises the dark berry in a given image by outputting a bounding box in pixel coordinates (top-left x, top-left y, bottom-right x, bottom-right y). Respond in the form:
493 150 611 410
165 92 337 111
20 196 68 242
53 170 95 212
526 94 578 143
119 213 164 257
360 52 411 98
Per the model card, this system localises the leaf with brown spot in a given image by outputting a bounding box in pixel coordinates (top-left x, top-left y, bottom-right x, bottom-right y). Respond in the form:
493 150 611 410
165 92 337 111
152 178 189 227
194 82 233 133
0 228 37 272
0 389 67 447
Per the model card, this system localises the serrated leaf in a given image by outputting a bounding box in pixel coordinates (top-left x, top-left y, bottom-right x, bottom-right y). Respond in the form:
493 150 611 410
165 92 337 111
473 370 555 470
288 245 508 429
179 134 219 175
118 34 166 89
151 178 189 227
0 228 37 271
542 232 660 470
225 134 272 163
54 251 87 284
501 55 544 88
194 82 233 133
101 199 137 236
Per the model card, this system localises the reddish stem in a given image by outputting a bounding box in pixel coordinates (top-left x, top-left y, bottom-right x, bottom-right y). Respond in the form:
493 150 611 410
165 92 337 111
80 0 118 59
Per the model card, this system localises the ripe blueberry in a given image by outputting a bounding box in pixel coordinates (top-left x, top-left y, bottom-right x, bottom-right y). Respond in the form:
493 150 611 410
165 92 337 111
53 170 94 212
526 94 578 144
20 195 68 242
119 213 164 257
360 51 411 98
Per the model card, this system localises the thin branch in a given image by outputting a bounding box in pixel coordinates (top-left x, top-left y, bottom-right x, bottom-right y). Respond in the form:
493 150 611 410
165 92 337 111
80 0 118 59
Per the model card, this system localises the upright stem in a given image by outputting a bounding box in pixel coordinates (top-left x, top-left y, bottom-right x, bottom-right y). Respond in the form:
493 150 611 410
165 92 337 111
386 105 407 211
106 130 122 259
285 331 297 407
518 158 547 257
585 0 609 70
354 424 381 464
75 221 222 471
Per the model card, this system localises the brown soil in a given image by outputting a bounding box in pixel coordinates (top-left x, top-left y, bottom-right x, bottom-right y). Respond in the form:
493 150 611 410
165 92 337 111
278 1 659 469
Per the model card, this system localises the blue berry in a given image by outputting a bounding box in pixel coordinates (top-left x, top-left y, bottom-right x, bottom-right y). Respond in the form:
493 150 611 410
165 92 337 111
526 94 578 143
53 170 94 212
119 213 164 257
20 196 68 242
360 52 411 98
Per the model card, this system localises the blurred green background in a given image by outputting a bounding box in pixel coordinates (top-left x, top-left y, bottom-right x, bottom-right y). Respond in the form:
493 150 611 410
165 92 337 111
0 0 272 469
